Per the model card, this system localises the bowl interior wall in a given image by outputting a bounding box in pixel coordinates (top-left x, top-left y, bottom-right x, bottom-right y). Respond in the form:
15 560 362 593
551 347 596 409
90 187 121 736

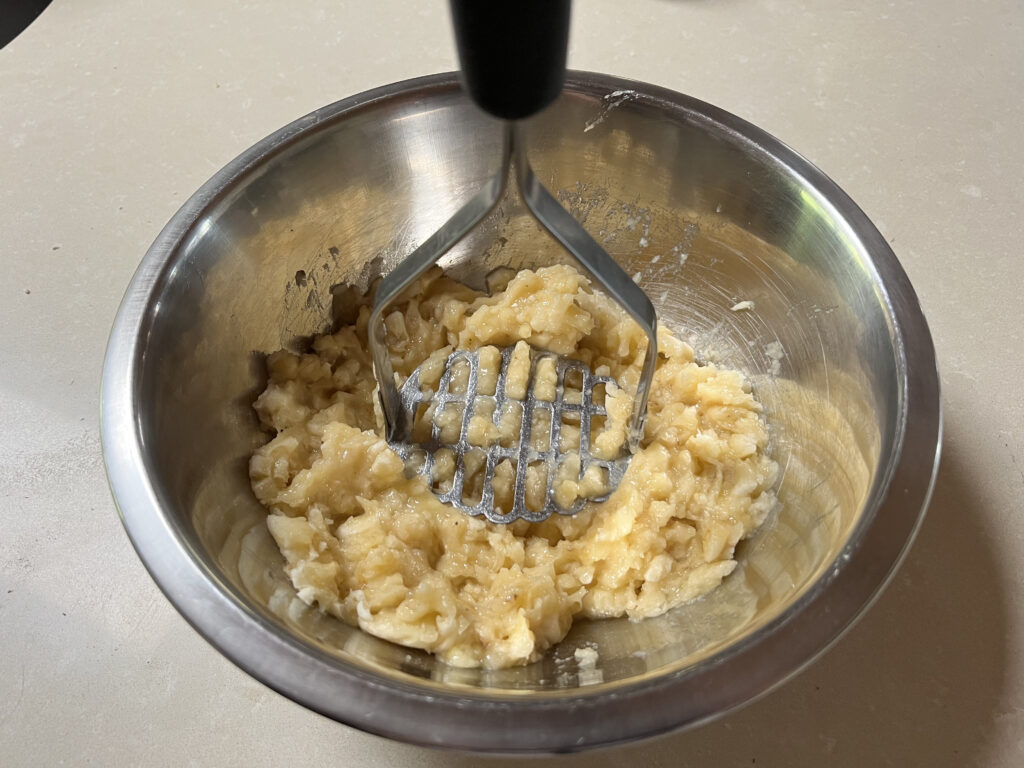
135 84 899 691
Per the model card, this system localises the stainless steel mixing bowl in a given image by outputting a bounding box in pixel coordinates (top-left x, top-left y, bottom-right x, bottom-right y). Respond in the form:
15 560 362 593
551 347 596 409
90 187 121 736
101 72 940 752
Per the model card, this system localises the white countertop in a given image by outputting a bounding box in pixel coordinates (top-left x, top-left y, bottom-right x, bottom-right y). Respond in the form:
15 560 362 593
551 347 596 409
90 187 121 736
2 1 1022 765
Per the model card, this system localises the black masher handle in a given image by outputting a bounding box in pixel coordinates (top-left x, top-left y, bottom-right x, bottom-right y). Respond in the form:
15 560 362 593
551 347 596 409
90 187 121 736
449 0 572 121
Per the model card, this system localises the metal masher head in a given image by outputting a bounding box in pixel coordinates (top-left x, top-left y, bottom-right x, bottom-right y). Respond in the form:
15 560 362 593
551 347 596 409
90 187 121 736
367 1 657 523
388 345 631 524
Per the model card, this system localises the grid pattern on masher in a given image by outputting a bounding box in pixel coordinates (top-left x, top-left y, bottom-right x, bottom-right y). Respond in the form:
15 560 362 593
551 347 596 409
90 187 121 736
388 346 630 524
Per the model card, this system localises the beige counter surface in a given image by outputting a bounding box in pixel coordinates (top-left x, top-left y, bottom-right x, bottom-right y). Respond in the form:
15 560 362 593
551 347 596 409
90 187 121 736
1 0 1021 765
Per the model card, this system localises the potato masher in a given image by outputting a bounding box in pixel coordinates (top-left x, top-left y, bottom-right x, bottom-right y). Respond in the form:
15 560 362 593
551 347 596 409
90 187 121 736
368 0 657 524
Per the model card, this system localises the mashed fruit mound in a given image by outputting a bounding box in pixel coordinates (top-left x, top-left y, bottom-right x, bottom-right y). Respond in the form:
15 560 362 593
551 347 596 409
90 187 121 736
249 264 778 669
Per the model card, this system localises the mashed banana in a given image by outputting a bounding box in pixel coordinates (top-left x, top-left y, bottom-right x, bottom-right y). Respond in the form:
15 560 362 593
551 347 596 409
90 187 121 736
249 264 778 669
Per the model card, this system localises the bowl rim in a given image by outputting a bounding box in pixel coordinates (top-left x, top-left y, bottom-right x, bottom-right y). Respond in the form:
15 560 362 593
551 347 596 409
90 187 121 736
101 70 941 753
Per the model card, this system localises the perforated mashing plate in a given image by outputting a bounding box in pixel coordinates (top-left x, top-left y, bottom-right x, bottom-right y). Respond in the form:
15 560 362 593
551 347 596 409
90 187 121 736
387 345 631 524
